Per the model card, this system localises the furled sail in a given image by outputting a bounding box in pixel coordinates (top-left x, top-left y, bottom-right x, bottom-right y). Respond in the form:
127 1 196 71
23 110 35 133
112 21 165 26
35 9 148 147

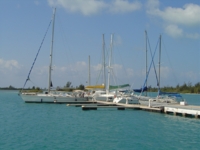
109 84 130 90
85 85 105 90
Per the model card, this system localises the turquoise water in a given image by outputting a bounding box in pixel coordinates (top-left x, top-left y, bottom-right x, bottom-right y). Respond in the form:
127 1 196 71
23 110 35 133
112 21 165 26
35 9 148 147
0 90 200 150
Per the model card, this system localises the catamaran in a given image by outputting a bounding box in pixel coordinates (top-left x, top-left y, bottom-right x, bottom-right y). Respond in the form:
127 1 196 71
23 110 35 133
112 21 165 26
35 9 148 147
19 8 88 103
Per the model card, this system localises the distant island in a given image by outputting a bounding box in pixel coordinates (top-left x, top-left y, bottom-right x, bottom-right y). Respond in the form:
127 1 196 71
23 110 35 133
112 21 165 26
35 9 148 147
1 82 200 94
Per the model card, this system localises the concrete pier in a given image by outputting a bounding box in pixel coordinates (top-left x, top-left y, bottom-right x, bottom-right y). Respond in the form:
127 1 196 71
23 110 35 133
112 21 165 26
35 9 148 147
164 105 200 118
66 100 200 119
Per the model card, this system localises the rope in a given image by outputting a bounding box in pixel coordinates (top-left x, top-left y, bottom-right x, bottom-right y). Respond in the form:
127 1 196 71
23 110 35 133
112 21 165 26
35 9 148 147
147 35 159 87
139 38 159 97
21 19 52 92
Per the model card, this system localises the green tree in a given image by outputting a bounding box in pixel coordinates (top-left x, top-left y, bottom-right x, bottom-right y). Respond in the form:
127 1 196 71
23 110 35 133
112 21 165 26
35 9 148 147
66 82 72 88
78 84 85 90
8 85 15 89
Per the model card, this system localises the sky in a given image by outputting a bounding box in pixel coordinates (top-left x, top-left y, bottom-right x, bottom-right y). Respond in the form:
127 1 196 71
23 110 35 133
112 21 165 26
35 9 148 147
0 0 199 89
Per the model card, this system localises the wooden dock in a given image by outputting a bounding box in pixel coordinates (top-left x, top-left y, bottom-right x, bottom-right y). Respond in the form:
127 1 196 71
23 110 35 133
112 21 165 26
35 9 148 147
66 100 200 119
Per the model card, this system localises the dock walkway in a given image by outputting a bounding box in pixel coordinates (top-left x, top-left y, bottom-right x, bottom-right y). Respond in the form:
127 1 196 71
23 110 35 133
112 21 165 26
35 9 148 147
66 100 200 119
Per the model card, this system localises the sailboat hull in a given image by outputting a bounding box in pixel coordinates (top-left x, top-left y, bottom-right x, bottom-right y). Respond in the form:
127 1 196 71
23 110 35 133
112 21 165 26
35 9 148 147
20 94 88 103
94 94 114 102
113 96 139 104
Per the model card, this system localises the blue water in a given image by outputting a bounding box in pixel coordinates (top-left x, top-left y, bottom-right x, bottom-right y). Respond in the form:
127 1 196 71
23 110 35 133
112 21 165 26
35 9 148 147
0 90 200 150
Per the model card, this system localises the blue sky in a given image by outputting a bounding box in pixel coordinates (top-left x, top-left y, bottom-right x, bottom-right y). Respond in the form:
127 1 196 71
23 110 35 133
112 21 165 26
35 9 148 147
0 0 199 89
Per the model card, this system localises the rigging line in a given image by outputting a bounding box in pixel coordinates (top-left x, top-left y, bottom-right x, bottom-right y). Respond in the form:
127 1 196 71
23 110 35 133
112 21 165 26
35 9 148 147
56 13 79 87
162 37 179 84
95 40 105 85
96 66 103 84
29 79 39 89
21 19 52 91
139 38 160 98
147 35 159 87
114 43 130 84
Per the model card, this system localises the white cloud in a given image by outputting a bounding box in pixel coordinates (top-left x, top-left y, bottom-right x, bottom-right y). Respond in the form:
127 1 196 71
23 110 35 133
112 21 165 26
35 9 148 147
48 0 107 15
47 0 142 15
147 0 200 26
164 24 200 39
109 0 141 13
185 71 198 80
0 59 25 87
146 0 200 39
161 4 200 27
0 59 21 70
186 33 200 39
93 63 103 72
164 24 183 38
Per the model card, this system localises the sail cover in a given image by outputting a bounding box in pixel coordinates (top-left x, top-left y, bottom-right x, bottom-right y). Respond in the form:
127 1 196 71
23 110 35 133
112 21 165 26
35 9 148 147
109 84 130 90
85 85 105 90
133 86 148 93
158 90 182 98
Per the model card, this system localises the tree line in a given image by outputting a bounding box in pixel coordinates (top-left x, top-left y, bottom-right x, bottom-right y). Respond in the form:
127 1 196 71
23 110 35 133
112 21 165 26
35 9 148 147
1 82 200 94
0 82 85 92
148 82 200 94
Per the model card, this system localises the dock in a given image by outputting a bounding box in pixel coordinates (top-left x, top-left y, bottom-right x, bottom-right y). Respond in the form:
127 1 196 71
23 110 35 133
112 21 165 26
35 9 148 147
66 100 200 119
164 104 200 118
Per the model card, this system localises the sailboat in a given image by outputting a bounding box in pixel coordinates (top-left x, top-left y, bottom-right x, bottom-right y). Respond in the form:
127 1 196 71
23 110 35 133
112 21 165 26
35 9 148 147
19 8 88 103
92 34 130 102
113 31 151 105
137 33 185 106
84 34 107 101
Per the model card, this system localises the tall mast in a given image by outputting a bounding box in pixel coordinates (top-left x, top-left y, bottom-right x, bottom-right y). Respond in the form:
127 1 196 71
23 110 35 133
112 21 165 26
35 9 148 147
102 34 106 90
145 30 148 96
88 55 91 86
48 8 56 93
107 34 113 94
158 34 161 91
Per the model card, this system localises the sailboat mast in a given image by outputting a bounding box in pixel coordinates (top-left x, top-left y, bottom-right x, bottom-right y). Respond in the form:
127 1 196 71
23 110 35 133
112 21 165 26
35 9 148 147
48 8 56 93
88 55 91 85
145 30 148 96
102 34 106 90
107 34 113 94
158 34 161 91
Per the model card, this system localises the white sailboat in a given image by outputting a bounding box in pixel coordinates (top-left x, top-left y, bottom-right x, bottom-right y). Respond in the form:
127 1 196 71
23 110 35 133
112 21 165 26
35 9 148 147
20 8 88 103
93 34 130 102
84 34 106 101
138 33 185 106
113 90 139 104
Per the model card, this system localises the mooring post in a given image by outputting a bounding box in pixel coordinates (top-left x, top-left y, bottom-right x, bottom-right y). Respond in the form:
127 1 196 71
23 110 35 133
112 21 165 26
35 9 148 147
149 99 151 108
